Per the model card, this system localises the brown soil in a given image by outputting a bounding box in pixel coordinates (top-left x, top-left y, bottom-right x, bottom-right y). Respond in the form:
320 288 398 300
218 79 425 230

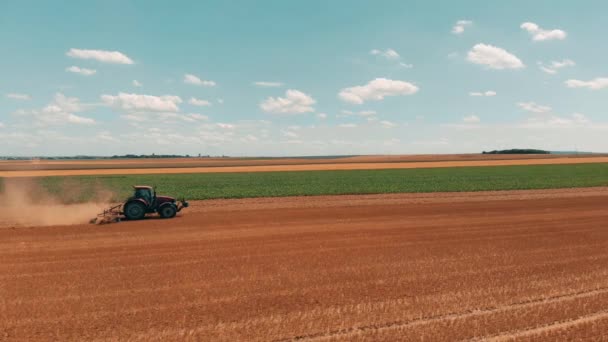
1 155 608 178
2 189 608 340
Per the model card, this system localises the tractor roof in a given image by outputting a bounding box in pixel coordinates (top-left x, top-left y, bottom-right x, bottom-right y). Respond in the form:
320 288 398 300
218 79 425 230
133 185 153 190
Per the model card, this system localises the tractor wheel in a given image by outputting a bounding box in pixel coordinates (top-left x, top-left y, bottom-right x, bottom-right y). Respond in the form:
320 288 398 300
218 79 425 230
124 201 146 220
159 204 177 219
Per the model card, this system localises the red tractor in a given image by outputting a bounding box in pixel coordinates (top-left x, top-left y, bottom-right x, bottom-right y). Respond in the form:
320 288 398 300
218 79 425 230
92 185 189 223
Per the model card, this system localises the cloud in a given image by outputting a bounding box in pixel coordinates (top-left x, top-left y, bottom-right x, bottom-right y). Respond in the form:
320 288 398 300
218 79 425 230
6 93 31 100
260 89 316 114
370 49 413 68
217 123 235 129
184 74 216 86
14 93 95 125
452 20 472 34
66 48 134 64
520 22 567 41
469 90 497 97
522 113 590 128
189 97 212 107
467 44 525 70
0 122 4 128
339 123 357 128
565 77 608 90
253 81 283 87
101 93 183 112
338 78 419 104
380 120 396 128
133 80 142 87
370 48 400 60
517 101 552 113
65 66 96 76
317 113 327 119
539 59 575 74
217 99 224 104
463 115 480 123
339 110 377 118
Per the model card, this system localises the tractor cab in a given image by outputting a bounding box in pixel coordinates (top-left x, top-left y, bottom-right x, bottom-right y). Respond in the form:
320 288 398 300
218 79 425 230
133 185 155 206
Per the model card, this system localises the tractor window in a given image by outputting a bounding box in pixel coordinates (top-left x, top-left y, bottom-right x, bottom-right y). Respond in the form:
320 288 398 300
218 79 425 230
135 189 151 200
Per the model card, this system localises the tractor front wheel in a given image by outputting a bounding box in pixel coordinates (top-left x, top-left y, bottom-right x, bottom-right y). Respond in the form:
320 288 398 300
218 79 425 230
124 201 146 220
159 204 177 219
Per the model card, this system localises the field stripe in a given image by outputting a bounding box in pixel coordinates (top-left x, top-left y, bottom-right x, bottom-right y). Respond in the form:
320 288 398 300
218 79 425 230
2 156 608 177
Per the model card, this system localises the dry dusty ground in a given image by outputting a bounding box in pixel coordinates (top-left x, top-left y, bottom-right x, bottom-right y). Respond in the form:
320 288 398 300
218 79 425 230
2 188 608 341
2 155 608 178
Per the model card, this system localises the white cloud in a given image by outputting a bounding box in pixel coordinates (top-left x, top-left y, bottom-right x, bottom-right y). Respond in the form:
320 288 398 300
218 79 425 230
520 22 567 41
217 99 224 104
338 110 378 118
133 80 142 87
282 130 299 138
0 122 4 128
187 113 209 121
517 101 552 113
15 93 95 125
189 97 212 107
523 113 590 128
370 48 400 60
253 81 283 87
101 93 183 112
539 59 575 74
217 123 235 129
469 90 497 97
339 123 357 128
359 110 377 116
6 93 31 100
317 113 327 119
370 49 413 68
184 74 216 86
65 65 97 76
66 48 134 64
260 89 316 114
338 78 419 104
463 115 480 123
467 44 525 70
565 77 608 90
380 120 396 128
452 20 472 34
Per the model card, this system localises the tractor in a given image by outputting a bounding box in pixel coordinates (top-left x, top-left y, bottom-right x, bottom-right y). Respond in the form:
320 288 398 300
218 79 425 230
92 185 189 224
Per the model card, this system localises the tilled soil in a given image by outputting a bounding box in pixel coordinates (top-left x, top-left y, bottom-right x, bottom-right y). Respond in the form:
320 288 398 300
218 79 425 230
2 189 608 341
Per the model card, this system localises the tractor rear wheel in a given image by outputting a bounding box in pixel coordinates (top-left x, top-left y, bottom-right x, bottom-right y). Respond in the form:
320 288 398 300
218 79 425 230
124 201 146 220
159 204 177 219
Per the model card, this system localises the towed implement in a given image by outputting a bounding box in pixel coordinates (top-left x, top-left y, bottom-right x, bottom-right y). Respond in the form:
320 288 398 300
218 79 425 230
91 185 189 224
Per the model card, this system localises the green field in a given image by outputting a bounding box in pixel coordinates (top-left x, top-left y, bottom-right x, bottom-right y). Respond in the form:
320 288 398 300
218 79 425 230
2 163 608 203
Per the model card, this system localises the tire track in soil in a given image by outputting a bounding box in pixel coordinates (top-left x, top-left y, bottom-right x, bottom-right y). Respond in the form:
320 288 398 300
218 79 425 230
277 287 608 341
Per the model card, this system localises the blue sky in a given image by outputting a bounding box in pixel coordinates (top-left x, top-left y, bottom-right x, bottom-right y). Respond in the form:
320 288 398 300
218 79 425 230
1 0 607 156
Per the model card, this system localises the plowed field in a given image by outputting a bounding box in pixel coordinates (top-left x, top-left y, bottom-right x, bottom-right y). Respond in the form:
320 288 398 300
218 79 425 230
2 188 608 340
2 155 608 177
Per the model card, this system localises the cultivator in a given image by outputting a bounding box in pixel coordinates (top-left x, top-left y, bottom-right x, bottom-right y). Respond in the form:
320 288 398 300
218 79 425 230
90 204 123 224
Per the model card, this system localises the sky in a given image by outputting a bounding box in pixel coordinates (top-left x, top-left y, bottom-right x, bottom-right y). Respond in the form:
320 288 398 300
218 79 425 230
1 0 607 156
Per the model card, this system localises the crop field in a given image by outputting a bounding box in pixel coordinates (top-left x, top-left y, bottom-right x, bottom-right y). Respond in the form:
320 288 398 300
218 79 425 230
1 162 607 203
2 189 608 340
2 157 608 340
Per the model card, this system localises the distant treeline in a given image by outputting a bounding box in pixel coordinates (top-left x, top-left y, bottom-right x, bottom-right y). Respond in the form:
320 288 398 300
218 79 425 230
0 154 227 160
482 149 550 155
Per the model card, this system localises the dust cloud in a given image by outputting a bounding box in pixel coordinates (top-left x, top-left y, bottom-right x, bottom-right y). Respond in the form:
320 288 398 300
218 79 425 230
0 178 114 227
